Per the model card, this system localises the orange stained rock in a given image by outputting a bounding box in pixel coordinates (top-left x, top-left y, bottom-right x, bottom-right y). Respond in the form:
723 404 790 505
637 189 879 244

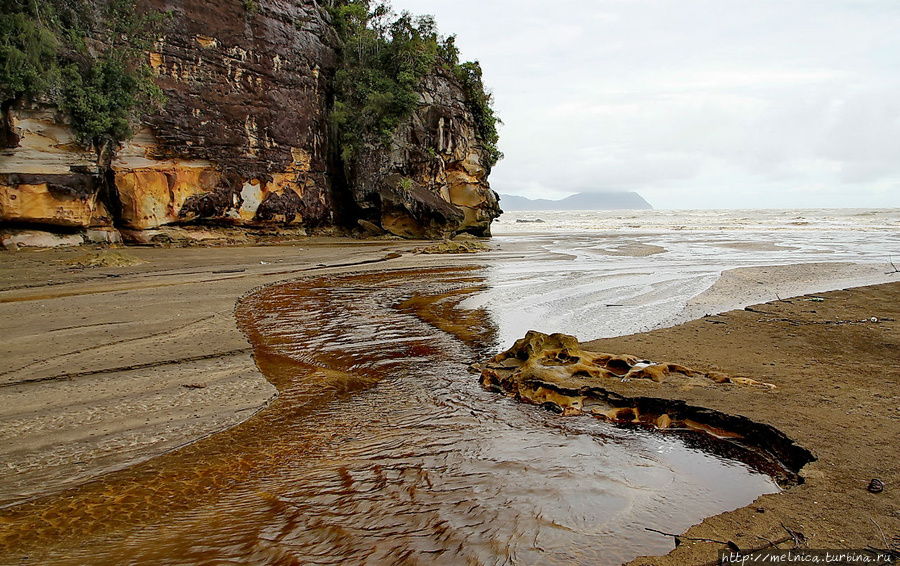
0 183 109 227
115 167 220 229
447 173 487 208
624 364 669 382
484 330 774 389
480 330 778 425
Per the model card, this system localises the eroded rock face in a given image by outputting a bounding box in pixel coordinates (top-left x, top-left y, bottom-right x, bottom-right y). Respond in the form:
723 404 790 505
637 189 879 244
0 0 338 238
346 68 501 239
0 106 110 228
114 0 337 231
0 2 501 244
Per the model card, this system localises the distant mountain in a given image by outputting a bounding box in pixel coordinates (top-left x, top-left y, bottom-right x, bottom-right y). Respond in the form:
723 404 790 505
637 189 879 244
499 192 653 211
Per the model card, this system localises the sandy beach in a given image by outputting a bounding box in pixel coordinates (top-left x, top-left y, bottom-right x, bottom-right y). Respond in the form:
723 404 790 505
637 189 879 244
1 237 898 563
0 240 446 507
600 278 900 564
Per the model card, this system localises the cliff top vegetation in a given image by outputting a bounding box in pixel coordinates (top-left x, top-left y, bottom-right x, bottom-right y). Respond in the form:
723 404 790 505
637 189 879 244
0 0 164 157
327 0 502 168
1 0 500 167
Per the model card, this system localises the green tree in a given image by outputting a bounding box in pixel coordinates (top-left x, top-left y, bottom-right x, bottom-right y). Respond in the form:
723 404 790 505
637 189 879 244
0 0 165 154
0 2 59 100
327 0 501 167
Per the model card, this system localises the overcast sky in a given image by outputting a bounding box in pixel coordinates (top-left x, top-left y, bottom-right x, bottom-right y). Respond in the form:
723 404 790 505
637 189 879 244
395 0 900 209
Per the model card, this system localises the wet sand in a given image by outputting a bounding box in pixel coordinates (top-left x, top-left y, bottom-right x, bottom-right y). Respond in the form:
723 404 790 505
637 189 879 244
0 240 448 507
1 240 898 563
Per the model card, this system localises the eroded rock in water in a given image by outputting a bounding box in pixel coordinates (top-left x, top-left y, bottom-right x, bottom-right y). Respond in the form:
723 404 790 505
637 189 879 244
481 331 812 486
480 330 775 422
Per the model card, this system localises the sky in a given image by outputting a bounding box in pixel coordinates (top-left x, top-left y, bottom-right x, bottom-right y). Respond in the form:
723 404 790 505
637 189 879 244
394 0 900 209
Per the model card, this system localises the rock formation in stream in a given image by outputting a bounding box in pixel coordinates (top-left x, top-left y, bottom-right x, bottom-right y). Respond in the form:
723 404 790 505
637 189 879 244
0 0 501 247
480 331 775 422
479 331 813 486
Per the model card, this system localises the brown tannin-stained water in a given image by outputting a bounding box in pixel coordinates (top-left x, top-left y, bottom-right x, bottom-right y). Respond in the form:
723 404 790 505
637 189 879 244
0 267 779 565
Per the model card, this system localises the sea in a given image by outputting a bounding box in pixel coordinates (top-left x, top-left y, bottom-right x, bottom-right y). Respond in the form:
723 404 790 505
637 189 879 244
483 207 900 347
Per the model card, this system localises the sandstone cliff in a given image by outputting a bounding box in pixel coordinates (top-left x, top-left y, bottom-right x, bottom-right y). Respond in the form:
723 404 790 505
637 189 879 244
347 68 500 239
0 0 500 246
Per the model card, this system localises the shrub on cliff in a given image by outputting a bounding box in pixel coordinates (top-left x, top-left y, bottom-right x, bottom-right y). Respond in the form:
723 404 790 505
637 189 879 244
327 0 502 168
455 61 503 168
0 8 59 100
0 0 164 156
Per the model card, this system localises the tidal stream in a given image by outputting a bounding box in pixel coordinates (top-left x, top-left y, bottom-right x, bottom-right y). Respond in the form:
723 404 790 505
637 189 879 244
1 267 779 565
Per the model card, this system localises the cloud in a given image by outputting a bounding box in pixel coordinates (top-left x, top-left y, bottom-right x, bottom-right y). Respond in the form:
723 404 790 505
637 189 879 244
396 0 900 208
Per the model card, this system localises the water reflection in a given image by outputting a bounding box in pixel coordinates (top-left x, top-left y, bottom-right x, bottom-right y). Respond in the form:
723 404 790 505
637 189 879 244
0 267 777 565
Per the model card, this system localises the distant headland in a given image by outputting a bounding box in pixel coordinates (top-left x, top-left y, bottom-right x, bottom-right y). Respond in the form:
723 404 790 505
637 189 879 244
499 192 653 211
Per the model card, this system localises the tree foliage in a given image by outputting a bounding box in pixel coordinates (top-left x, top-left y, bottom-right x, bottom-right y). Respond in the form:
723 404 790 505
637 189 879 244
328 0 502 167
455 61 503 167
0 0 165 153
0 9 59 98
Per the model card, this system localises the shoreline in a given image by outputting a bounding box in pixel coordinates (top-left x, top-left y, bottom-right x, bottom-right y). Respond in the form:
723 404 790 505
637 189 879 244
1 241 898 562
672 261 898 326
